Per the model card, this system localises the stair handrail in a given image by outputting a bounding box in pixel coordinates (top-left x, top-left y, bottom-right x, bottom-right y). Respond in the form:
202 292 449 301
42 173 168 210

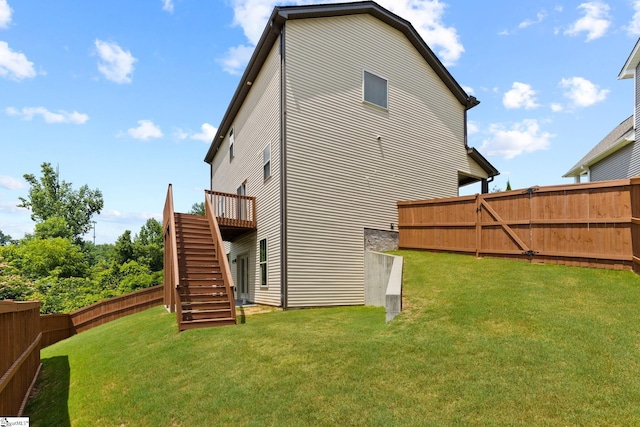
163 184 181 323
204 191 237 322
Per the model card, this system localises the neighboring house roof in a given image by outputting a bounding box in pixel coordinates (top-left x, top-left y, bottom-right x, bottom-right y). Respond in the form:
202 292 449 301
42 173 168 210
204 1 481 165
618 38 640 80
563 115 634 178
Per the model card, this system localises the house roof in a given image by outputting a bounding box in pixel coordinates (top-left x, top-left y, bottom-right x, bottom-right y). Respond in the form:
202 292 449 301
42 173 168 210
563 115 634 178
204 1 481 164
618 38 640 80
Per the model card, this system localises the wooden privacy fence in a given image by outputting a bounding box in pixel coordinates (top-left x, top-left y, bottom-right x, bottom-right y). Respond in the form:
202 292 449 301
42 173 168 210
398 178 640 271
40 285 164 348
1 286 163 415
0 300 41 417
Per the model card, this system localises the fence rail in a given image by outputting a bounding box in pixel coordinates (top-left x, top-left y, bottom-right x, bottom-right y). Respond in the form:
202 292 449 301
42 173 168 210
0 300 41 416
39 285 163 348
398 178 640 271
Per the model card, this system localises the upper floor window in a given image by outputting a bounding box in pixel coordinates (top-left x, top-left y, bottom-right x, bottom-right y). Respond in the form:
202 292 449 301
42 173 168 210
263 143 271 181
229 127 235 161
363 70 388 109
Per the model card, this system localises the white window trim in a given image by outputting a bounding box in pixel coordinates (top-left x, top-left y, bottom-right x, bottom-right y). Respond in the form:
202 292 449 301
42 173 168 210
362 69 388 110
259 238 268 288
229 127 235 161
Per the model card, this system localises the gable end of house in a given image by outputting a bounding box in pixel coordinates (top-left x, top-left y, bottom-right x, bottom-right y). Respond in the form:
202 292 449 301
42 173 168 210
203 1 480 165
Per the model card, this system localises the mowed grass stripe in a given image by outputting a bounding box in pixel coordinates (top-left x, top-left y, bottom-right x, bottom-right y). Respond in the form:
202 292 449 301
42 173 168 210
26 251 640 426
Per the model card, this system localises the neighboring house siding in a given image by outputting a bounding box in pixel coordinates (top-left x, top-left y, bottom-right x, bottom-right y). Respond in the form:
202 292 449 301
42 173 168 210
210 40 282 307
283 15 484 307
636 63 640 143
590 143 634 181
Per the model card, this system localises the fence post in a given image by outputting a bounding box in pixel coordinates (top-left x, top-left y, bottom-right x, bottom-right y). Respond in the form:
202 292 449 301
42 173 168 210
630 176 640 273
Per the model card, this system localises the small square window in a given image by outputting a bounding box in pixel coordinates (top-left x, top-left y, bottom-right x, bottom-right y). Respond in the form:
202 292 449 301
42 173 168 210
259 239 267 287
363 70 388 109
263 143 271 181
229 128 235 161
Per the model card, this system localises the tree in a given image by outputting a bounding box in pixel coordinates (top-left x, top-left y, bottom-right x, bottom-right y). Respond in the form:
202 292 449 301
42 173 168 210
0 229 12 246
189 202 205 215
505 180 512 191
34 216 73 240
114 230 134 265
13 237 89 279
18 163 104 241
133 218 163 271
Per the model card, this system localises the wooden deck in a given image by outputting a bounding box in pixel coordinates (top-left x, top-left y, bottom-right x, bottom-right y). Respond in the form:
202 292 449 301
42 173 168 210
206 190 257 241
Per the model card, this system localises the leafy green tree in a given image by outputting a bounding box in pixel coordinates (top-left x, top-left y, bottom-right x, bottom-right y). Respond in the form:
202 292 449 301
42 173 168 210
18 162 104 242
133 218 163 271
34 216 73 240
117 260 162 293
189 202 205 215
0 229 13 246
505 180 512 191
114 230 134 265
13 238 88 279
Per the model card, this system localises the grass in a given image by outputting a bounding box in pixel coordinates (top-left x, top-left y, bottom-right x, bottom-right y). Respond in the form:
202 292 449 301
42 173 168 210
25 251 640 426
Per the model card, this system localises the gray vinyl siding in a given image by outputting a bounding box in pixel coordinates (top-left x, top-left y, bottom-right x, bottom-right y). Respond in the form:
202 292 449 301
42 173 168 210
209 40 281 307
636 63 640 143
283 15 482 307
590 141 640 181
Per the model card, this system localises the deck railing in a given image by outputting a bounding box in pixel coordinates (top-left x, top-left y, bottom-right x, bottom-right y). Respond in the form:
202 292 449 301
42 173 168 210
206 190 256 230
204 192 237 321
163 184 181 323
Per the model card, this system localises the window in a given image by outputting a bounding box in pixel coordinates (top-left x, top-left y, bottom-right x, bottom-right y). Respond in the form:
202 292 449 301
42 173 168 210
259 239 267 287
229 128 235 160
363 70 388 109
263 143 271 181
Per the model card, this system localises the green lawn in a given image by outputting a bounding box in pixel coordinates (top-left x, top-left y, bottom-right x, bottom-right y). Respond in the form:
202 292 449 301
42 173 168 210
26 251 640 426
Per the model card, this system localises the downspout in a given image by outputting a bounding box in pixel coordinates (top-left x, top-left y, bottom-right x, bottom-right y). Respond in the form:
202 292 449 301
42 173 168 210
463 109 469 149
279 24 288 310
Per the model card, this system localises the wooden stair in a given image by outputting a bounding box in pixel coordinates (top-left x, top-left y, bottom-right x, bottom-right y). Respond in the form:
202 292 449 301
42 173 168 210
175 213 236 330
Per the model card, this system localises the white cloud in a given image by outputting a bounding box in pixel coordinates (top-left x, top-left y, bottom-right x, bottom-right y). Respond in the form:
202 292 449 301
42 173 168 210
190 123 217 142
94 39 137 84
628 0 640 35
377 0 464 66
503 82 540 110
127 120 163 140
0 41 36 80
564 2 611 41
221 0 464 74
99 209 160 223
550 103 564 112
6 106 89 124
220 44 255 75
559 76 608 107
174 123 218 142
467 121 479 135
518 10 547 29
481 119 554 160
162 0 174 13
461 85 474 95
0 175 26 190
0 0 12 29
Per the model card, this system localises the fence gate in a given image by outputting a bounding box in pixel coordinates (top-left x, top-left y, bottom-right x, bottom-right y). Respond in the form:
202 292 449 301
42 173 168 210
398 179 639 270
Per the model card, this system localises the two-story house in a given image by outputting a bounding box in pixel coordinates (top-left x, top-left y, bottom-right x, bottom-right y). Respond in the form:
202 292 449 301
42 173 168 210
200 1 498 309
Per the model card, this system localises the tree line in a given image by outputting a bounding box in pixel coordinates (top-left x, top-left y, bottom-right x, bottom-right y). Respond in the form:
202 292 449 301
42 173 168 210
0 163 163 313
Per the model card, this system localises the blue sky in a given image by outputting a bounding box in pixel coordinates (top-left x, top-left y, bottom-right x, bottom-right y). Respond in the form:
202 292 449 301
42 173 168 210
1 0 639 244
